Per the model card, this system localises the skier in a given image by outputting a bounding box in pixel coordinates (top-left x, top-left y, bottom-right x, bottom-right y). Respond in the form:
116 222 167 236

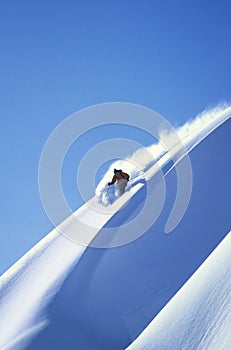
108 168 130 195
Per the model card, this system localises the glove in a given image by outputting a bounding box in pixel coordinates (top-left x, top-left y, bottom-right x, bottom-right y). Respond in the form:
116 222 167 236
108 182 111 186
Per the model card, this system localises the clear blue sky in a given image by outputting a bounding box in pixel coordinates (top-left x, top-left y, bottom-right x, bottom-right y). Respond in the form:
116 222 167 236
0 0 230 273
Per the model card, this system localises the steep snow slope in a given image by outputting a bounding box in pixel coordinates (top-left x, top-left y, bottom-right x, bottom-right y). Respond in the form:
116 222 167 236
126 231 231 350
0 109 230 350
28 118 230 350
0 183 143 350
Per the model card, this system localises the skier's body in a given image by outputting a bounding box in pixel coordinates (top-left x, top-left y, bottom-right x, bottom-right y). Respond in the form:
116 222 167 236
108 169 130 195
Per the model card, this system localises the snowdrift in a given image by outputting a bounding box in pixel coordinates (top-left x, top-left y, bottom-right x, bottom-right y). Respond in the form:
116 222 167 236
0 106 230 350
126 232 231 350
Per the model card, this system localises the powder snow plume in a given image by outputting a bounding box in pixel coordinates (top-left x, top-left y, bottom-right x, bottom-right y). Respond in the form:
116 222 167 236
96 103 231 205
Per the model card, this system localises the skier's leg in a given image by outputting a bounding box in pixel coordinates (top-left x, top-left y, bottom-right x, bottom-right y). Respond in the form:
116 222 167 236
117 179 128 195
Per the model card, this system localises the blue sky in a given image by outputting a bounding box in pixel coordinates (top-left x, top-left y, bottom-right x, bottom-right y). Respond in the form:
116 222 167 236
1 0 231 273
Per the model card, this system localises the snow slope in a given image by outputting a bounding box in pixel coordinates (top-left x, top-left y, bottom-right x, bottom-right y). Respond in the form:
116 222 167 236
0 106 230 350
126 232 231 350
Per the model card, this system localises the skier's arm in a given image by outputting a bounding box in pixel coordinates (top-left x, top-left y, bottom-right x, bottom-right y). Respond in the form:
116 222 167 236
122 172 130 181
108 175 116 186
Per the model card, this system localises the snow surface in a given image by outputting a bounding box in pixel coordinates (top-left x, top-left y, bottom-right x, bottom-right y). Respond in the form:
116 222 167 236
126 231 231 350
0 105 230 350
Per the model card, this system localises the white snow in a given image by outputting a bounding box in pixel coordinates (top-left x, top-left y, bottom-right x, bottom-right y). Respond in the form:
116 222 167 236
126 231 231 350
0 231 85 350
0 104 230 350
0 183 144 350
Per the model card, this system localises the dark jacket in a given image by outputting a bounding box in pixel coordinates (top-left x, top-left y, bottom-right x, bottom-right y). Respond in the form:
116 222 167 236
108 171 130 185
